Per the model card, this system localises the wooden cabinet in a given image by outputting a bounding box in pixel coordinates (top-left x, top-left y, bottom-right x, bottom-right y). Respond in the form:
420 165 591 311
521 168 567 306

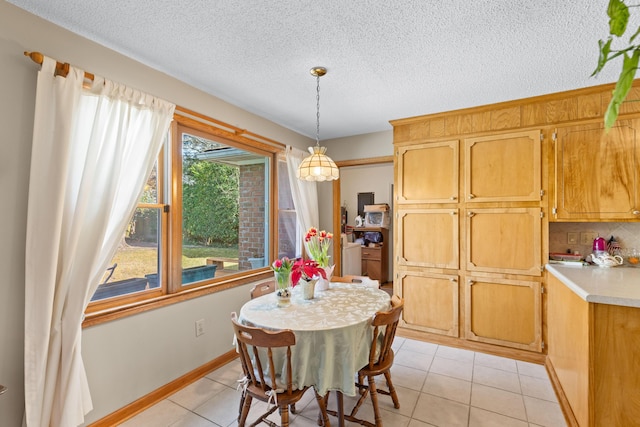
396 140 459 204
397 270 459 337
397 209 459 269
553 119 640 220
393 129 544 352
547 273 640 426
465 130 542 202
465 208 542 276
465 276 542 351
353 227 388 283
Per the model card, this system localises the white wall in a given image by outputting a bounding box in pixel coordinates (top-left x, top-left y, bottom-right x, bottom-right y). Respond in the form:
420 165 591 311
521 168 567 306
0 2 315 425
324 130 394 161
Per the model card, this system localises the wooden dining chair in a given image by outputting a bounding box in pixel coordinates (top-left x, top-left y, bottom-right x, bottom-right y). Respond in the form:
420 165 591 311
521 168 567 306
231 313 331 427
325 295 404 427
249 280 275 299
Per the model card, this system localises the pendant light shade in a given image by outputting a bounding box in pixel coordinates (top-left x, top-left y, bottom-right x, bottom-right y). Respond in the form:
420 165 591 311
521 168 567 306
297 146 339 181
297 67 339 182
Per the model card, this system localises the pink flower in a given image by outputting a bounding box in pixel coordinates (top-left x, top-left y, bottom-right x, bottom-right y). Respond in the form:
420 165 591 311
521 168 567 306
270 257 293 273
290 258 326 286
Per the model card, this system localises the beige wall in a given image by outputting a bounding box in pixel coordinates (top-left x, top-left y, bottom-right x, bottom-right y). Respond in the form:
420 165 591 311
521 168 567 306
0 2 320 425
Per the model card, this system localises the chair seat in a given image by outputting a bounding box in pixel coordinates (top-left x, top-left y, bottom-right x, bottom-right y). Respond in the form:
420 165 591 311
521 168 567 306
358 349 394 377
245 383 308 405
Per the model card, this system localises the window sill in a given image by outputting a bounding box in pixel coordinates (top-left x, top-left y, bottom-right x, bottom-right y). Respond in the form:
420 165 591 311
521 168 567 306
82 269 272 328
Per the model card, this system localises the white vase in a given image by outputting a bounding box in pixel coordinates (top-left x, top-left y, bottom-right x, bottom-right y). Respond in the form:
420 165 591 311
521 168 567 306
315 265 334 291
300 279 317 300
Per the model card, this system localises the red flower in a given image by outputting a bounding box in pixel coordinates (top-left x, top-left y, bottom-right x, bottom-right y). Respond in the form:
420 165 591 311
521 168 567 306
290 258 326 286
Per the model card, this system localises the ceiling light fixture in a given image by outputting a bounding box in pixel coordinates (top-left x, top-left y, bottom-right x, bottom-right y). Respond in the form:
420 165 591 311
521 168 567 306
297 66 339 182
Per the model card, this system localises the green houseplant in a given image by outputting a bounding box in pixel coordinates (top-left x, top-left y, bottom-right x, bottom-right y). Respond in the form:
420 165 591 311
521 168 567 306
593 0 640 129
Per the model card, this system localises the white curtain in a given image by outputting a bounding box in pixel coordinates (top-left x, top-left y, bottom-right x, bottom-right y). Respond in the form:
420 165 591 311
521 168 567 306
24 57 175 427
286 146 319 254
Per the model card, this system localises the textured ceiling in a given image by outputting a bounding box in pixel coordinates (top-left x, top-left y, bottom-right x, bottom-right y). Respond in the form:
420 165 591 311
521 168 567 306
8 0 623 140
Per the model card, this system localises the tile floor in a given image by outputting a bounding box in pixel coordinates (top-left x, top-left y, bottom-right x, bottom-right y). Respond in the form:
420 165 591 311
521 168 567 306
119 337 567 426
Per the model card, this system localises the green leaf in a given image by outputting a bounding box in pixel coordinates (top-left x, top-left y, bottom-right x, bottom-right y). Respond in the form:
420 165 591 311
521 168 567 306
592 38 613 76
608 0 630 37
605 49 640 129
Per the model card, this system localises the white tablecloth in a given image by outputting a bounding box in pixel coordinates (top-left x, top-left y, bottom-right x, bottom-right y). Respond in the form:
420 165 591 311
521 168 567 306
239 282 390 396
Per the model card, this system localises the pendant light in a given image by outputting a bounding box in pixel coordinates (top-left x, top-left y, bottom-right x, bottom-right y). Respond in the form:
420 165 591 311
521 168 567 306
297 67 339 181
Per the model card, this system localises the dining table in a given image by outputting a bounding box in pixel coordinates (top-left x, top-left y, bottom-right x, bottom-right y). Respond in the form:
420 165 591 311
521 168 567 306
238 281 391 426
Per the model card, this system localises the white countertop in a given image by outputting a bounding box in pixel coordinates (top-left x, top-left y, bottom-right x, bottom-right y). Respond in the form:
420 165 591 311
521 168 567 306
546 264 640 308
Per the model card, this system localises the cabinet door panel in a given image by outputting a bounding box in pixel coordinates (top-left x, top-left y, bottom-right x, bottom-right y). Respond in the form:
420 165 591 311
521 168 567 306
397 209 459 269
397 140 459 203
398 271 459 337
465 277 541 351
465 130 541 202
547 274 589 427
466 208 541 276
555 120 640 220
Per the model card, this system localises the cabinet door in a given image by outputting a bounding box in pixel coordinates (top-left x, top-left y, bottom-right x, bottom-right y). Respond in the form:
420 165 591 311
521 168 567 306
465 130 541 202
465 276 542 351
361 247 382 281
466 208 541 276
397 140 459 204
397 270 459 337
397 209 459 269
546 273 589 427
554 120 640 220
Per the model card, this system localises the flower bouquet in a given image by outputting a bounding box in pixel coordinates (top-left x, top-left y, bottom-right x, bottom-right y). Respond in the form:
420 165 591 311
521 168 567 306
304 227 333 267
291 258 326 300
304 227 334 290
271 257 294 306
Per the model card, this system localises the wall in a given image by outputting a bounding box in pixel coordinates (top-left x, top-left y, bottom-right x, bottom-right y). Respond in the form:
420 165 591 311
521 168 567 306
0 2 313 425
324 130 394 162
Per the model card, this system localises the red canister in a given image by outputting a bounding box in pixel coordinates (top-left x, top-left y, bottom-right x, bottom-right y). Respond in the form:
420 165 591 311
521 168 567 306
593 237 607 254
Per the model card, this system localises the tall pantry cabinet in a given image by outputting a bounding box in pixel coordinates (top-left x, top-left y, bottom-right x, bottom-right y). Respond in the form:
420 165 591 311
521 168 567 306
391 81 640 355
393 121 546 352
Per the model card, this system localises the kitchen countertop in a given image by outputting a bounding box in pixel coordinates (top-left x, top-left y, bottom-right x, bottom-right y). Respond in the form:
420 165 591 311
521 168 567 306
546 264 640 308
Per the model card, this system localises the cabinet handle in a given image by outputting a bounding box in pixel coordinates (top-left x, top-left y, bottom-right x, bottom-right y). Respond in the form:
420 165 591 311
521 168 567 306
450 196 457 200
467 211 475 217
450 211 457 215
468 280 475 285
449 278 457 282
633 210 640 215
468 194 475 199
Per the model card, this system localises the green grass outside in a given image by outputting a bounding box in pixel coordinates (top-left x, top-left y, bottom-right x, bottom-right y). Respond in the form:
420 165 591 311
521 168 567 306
105 244 239 283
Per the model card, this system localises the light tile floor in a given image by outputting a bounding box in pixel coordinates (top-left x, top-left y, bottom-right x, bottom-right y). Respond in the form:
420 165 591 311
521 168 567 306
119 337 567 426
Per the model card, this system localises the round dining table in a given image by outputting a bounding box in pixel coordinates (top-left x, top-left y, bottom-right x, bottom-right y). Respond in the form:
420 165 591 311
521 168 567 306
239 281 390 425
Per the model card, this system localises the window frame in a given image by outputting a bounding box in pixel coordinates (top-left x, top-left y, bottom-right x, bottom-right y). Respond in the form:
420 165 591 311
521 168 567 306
83 109 284 325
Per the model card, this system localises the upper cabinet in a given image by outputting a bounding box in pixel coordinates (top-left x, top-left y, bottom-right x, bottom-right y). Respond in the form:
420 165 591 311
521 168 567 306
554 119 640 220
397 140 459 204
465 130 542 203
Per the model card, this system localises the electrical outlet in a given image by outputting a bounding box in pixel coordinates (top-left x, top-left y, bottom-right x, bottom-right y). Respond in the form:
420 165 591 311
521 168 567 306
195 319 205 337
567 232 578 245
580 232 597 245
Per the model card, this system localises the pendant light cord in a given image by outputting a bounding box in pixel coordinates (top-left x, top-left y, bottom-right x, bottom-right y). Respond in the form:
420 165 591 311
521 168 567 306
315 73 321 147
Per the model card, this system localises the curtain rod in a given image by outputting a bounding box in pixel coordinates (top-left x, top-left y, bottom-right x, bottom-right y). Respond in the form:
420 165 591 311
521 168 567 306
24 51 285 149
24 51 95 81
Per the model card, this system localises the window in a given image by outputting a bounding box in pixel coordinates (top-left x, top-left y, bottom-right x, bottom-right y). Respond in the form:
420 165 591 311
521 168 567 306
89 113 284 311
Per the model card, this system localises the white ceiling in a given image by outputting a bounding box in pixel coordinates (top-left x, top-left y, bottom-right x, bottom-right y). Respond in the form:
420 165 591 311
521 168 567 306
8 0 623 140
